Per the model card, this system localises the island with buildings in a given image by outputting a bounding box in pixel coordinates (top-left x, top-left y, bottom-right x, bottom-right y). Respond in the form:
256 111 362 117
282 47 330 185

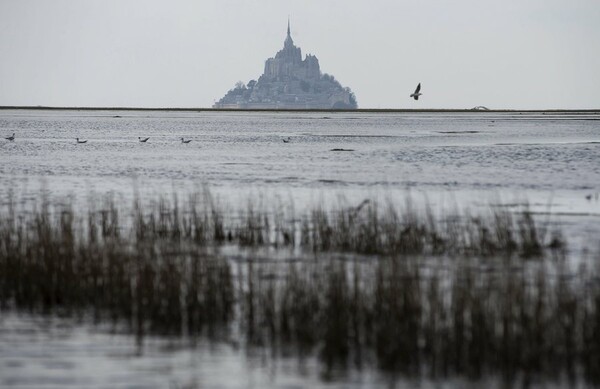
213 21 357 109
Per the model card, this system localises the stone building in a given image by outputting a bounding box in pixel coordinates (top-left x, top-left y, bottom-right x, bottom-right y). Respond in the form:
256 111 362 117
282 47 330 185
214 21 357 109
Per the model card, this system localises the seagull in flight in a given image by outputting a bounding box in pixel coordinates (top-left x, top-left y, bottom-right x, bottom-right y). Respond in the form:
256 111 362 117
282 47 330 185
5 133 15 141
138 137 150 143
410 83 422 100
181 138 192 144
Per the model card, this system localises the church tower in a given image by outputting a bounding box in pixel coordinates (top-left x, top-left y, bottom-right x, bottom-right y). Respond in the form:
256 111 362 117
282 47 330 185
284 18 293 48
278 18 301 64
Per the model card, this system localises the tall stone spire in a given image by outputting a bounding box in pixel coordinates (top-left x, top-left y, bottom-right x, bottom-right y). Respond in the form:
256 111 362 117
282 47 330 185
284 17 293 47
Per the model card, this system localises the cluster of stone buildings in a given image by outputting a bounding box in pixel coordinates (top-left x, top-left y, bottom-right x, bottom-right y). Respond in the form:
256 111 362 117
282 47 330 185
213 21 357 109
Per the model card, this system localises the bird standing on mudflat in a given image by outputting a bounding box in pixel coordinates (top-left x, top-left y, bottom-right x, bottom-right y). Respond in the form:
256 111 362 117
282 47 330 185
139 137 150 143
181 138 192 144
5 133 15 141
410 83 422 100
76 138 87 144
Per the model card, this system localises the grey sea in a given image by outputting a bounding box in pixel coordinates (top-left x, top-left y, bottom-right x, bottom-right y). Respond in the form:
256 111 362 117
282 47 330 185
1 109 599 247
1 109 599 388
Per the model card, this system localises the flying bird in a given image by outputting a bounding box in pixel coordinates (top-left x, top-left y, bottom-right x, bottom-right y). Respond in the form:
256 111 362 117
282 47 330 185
76 138 87 144
410 83 422 100
138 137 150 143
5 133 15 141
181 138 192 144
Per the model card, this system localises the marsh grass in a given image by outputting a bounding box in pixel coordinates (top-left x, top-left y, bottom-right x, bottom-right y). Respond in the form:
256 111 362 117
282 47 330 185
1 189 598 385
240 256 600 385
299 197 563 257
0 190 234 337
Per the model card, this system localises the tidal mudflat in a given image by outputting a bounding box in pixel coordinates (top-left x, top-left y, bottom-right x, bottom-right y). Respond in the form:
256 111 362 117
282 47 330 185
1 109 599 388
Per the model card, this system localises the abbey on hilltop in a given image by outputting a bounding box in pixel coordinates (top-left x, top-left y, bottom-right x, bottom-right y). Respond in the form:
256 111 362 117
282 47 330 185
213 21 357 109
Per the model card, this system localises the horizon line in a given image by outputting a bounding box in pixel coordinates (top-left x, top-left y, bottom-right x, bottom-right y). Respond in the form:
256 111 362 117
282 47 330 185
0 106 599 113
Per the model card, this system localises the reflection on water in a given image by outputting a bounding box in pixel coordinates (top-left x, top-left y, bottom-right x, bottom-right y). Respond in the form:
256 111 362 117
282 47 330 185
2 253 596 389
1 312 378 389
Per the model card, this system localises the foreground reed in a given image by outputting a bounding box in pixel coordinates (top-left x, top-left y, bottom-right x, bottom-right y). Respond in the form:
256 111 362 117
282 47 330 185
32 188 563 257
245 258 600 385
0 190 597 386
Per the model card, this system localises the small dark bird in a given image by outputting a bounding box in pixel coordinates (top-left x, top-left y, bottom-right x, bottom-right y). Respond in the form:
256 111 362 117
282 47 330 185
410 83 422 100
76 138 87 144
181 138 192 144
282 137 291 143
5 133 15 141
585 194 592 201
138 137 150 143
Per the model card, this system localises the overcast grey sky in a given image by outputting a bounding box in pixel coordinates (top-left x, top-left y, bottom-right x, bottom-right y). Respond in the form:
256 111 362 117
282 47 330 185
1 0 599 109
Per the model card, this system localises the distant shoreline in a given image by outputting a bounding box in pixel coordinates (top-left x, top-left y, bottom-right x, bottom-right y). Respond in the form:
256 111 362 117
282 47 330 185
0 106 598 114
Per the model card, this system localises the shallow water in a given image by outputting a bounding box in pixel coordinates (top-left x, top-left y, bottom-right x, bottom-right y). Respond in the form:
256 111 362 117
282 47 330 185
1 110 599 194
1 109 600 388
0 312 388 389
0 310 585 389
1 109 599 251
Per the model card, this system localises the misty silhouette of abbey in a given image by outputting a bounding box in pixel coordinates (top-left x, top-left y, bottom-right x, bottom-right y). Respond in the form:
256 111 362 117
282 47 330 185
214 21 357 109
